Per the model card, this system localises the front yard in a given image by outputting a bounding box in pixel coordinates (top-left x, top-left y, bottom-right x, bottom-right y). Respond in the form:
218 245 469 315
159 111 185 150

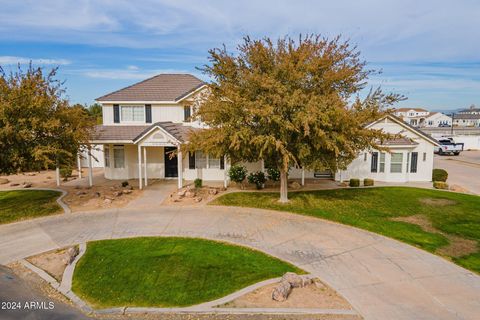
72 237 303 308
212 187 480 273
0 190 62 224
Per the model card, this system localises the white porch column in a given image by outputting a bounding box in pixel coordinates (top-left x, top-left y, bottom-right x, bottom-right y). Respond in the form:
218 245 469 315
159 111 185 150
55 167 60 186
301 168 305 186
143 147 148 186
223 156 228 188
137 145 143 190
177 150 183 189
87 150 93 187
77 153 82 179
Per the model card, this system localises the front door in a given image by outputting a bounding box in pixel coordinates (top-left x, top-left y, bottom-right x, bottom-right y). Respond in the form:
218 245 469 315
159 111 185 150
164 147 178 178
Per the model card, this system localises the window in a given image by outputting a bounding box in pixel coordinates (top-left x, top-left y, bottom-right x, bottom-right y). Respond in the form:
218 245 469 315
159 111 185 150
113 145 125 168
379 153 385 173
195 151 207 169
371 152 378 173
184 106 191 122
104 146 110 167
208 155 221 169
410 152 418 173
390 153 403 173
121 106 144 122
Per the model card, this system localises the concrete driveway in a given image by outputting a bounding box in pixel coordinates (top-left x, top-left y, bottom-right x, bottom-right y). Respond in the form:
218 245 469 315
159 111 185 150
434 150 480 194
0 206 479 320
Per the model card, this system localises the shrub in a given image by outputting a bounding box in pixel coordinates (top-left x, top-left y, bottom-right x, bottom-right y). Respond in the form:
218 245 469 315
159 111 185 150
364 178 374 186
349 178 360 187
432 169 448 182
121 181 129 187
194 178 202 188
60 166 72 179
228 165 248 183
433 181 449 190
247 171 267 189
266 167 280 182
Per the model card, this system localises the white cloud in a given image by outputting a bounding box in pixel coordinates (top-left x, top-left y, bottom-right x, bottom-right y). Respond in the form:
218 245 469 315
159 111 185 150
127 65 139 70
0 56 71 65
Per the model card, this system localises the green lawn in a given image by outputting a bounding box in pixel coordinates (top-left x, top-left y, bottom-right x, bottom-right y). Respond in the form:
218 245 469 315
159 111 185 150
0 190 62 224
72 237 303 308
212 187 480 273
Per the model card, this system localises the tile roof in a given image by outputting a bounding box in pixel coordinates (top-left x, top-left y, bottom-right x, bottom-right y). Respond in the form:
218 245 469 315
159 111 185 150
92 122 201 143
453 113 480 119
395 108 429 112
96 74 205 102
382 138 418 145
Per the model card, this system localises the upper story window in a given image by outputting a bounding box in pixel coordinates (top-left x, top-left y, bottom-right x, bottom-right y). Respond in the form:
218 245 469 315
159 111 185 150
121 106 145 122
184 106 191 122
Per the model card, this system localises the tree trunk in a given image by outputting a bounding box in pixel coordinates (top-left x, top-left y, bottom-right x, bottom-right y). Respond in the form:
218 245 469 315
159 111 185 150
279 168 289 203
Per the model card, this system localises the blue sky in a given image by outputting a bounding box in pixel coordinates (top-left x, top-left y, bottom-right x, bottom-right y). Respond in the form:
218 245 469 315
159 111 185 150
1 0 479 111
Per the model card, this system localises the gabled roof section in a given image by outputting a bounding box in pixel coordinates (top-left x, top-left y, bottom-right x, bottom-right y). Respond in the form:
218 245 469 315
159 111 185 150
366 114 440 146
133 122 200 143
96 74 206 103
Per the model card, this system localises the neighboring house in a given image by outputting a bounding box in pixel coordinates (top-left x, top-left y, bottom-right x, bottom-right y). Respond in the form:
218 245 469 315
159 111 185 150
453 105 480 127
89 74 439 188
422 112 452 127
393 108 430 127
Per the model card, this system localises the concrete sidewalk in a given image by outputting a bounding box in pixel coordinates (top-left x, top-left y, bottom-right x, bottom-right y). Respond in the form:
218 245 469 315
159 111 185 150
0 206 478 320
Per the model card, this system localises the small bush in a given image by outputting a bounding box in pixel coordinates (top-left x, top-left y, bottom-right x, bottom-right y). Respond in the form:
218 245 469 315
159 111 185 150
349 178 360 187
121 181 129 187
194 178 202 188
432 169 448 182
266 167 280 182
364 178 374 186
433 181 449 190
228 165 248 183
247 171 267 189
60 166 72 179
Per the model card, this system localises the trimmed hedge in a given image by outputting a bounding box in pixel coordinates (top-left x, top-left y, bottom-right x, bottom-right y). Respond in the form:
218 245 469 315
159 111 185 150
433 181 449 190
432 168 448 182
247 171 266 190
349 179 360 187
364 178 374 187
228 165 248 183
194 178 202 188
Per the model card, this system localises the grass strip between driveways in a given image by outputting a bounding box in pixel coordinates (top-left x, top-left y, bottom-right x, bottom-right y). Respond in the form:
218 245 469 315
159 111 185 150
72 237 303 308
212 187 480 273
0 190 62 224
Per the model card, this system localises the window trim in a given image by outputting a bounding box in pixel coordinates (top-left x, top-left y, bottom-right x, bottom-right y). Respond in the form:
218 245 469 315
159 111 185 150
120 105 146 123
379 152 385 173
104 145 110 167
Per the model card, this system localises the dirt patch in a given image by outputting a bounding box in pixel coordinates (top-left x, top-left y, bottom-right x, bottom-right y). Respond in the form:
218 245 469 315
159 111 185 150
218 279 352 309
26 246 76 282
164 185 226 206
392 215 477 257
419 198 457 206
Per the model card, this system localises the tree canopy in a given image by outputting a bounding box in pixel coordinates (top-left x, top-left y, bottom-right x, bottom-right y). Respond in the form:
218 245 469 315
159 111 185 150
186 35 403 202
0 64 94 174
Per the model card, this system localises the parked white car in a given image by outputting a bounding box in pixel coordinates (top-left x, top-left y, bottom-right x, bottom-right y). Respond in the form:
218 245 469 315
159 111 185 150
434 138 464 155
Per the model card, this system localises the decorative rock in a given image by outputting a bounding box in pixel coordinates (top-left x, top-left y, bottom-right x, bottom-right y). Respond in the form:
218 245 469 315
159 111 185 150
208 188 218 195
23 183 32 188
113 191 122 197
25 172 36 176
272 281 292 302
74 185 81 189
0 178 9 185
281 272 312 288
10 183 20 187
194 197 202 203
289 181 301 190
122 189 132 194
185 190 196 198
125 185 133 190
76 191 87 196
104 198 113 205
63 246 80 265
177 189 187 197
94 192 101 197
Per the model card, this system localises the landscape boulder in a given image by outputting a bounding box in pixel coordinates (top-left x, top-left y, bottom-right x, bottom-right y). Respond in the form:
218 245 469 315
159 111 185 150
0 178 9 185
76 191 87 196
104 198 113 205
289 181 301 190
177 189 187 197
10 183 20 187
281 272 312 288
194 197 202 203
23 183 32 188
271 281 292 302
185 190 196 198
113 191 122 197
63 246 79 265
208 188 218 195
122 189 132 194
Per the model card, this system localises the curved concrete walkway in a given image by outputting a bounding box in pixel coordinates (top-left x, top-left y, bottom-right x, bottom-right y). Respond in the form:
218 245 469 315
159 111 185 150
0 206 478 320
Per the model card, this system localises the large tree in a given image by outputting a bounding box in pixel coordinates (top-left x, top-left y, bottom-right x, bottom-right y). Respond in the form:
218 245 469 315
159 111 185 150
0 64 94 174
186 35 402 202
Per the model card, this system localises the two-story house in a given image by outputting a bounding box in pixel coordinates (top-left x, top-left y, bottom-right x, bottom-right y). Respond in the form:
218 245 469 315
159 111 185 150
393 108 430 127
89 74 439 189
